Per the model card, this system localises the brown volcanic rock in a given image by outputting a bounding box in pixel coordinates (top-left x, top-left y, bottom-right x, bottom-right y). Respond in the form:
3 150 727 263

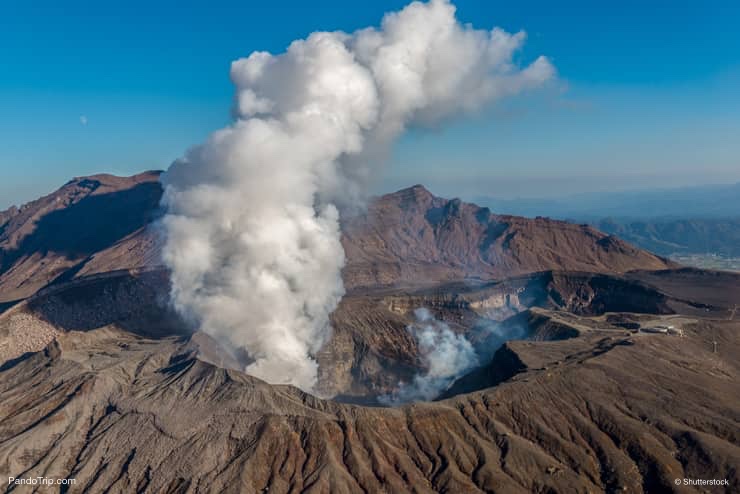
0 171 163 303
0 308 738 493
0 174 738 493
341 185 673 289
320 268 740 400
1 175 673 307
4 265 737 403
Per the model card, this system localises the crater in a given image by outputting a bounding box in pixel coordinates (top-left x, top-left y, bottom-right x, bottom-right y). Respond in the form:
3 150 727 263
2 267 729 407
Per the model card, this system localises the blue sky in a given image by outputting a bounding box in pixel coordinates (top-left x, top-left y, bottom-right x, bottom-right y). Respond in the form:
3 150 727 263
1 0 739 207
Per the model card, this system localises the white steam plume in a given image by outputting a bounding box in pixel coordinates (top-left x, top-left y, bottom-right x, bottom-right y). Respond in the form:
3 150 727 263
160 0 554 393
380 309 528 405
380 308 479 404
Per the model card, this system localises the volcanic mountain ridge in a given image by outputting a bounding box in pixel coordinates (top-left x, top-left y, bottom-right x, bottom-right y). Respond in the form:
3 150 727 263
1 173 737 493
0 172 673 305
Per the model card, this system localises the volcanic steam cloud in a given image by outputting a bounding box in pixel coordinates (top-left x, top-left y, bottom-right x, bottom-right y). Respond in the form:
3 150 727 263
160 0 553 393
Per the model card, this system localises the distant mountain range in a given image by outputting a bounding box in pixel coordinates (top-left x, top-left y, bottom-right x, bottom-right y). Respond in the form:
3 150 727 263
592 217 740 257
475 182 740 220
475 182 740 258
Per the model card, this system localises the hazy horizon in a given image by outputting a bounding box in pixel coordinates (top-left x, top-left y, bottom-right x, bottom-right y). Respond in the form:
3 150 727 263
2 166 738 217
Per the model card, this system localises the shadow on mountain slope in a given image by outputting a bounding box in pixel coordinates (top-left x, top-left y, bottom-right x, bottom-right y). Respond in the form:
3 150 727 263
0 181 162 274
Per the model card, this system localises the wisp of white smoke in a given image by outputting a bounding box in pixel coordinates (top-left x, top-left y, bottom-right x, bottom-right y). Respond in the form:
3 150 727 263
380 309 528 405
380 308 479 404
160 0 553 393
473 318 528 363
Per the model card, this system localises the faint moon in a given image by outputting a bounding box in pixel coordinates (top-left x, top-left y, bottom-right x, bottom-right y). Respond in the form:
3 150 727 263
79 115 88 125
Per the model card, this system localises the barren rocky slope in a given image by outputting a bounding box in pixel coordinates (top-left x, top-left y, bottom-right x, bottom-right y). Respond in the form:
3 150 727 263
341 185 673 289
1 173 674 305
4 266 734 403
1 173 738 493
0 172 162 304
1 290 738 493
